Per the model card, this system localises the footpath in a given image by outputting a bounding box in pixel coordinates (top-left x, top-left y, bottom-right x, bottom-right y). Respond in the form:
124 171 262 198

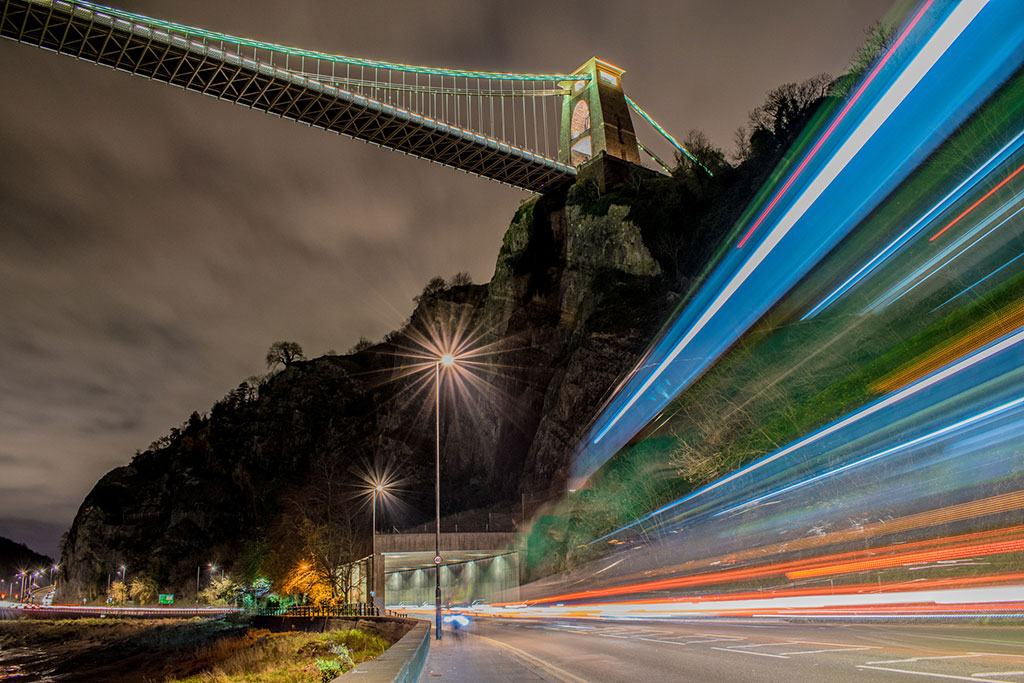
416 626 561 682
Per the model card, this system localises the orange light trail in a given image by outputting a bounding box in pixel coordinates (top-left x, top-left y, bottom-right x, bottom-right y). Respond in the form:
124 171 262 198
929 161 1024 241
518 525 1024 605
787 537 1024 579
870 297 1024 393
555 491 1024 597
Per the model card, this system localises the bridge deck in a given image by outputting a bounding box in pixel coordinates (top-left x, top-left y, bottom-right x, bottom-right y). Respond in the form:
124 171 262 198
0 0 576 192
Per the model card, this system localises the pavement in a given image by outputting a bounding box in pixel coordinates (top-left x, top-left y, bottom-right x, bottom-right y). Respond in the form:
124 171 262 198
418 625 556 681
417 617 1024 682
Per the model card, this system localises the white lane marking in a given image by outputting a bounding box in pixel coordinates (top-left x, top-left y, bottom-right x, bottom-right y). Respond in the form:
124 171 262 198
634 636 742 646
971 673 1024 678
789 639 877 648
868 655 989 665
711 646 788 659
897 633 1024 649
857 665 1007 682
728 642 794 648
780 646 875 655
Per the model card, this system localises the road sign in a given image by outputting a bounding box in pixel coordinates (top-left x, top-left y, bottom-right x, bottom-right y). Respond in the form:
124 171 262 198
158 594 174 604
434 555 442 565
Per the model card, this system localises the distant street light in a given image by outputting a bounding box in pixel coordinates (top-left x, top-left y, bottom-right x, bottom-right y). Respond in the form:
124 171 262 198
434 351 457 641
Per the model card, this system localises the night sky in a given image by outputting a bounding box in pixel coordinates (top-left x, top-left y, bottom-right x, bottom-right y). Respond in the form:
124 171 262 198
0 0 893 557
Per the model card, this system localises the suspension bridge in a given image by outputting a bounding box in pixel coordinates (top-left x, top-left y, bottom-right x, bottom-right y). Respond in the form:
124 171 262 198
0 0 698 192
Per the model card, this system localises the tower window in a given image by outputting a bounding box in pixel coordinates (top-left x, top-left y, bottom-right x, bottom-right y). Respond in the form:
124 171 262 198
570 100 590 139
598 70 618 86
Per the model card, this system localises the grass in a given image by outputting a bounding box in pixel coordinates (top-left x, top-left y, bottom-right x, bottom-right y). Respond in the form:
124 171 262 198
0 617 389 682
169 628 388 683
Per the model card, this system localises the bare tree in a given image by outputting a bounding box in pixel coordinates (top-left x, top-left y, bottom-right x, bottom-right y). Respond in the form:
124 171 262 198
747 74 832 140
448 271 473 287
414 276 448 305
348 337 374 354
265 341 305 369
284 452 362 606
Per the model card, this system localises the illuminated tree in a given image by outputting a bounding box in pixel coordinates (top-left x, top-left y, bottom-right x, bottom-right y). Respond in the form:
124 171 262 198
128 576 157 604
265 341 305 369
108 580 128 604
198 575 238 605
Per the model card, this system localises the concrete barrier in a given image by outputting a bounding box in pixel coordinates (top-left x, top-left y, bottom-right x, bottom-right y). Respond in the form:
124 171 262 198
345 619 431 682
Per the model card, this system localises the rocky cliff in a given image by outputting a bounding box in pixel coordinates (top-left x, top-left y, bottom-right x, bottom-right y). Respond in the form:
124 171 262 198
59 153 740 600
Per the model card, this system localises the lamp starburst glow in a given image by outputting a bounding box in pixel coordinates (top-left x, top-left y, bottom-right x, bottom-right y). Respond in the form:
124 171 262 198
440 353 455 367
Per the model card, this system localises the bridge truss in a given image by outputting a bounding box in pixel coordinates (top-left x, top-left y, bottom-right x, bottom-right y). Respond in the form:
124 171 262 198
0 0 581 191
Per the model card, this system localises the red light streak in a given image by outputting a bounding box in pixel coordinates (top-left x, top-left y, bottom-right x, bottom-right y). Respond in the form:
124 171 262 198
787 537 1024 579
929 161 1024 241
734 0 935 249
517 525 1024 606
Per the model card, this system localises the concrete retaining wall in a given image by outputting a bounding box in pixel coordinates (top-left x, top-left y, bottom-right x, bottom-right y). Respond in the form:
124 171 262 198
346 619 431 682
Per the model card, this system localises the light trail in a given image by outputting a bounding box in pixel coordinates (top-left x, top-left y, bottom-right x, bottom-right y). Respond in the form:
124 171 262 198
600 490 1024 588
930 251 1024 312
532 526 1024 605
595 1 979 436
733 0 937 250
871 296 1024 393
788 538 1024 579
589 324 1024 545
713 393 1024 517
801 129 1024 320
578 0 1009 483
475 585 1024 621
876 196 1024 312
930 160 1024 241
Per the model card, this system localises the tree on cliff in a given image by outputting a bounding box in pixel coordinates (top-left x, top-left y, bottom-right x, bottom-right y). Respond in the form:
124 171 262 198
265 341 305 369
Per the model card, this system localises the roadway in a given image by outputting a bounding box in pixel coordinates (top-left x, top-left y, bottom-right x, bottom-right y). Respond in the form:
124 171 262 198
420 618 1024 682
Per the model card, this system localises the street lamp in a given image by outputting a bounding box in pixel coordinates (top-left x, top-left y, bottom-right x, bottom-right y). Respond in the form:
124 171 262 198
434 351 456 641
371 483 384 609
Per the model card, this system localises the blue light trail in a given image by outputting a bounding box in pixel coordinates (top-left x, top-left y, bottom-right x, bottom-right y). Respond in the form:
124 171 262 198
572 0 1024 487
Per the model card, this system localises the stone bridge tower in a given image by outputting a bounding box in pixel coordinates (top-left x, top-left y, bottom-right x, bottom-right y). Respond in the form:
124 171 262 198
559 58 641 167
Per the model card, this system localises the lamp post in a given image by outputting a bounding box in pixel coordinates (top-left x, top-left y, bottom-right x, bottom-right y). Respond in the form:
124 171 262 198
196 565 201 603
435 352 455 640
372 483 383 610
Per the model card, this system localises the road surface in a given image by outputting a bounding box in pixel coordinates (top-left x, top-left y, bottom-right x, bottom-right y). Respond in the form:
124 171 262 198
420 618 1024 682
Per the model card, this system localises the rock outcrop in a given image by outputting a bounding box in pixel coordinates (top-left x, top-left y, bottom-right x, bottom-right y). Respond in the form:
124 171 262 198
59 154 726 600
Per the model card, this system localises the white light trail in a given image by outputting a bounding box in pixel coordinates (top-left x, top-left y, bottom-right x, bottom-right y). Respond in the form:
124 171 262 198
593 1 989 445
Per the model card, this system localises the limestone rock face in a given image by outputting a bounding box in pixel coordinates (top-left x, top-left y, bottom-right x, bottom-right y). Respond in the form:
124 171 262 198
60 157 702 599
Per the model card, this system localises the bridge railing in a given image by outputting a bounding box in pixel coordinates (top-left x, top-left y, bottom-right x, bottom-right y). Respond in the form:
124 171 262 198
256 603 382 618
